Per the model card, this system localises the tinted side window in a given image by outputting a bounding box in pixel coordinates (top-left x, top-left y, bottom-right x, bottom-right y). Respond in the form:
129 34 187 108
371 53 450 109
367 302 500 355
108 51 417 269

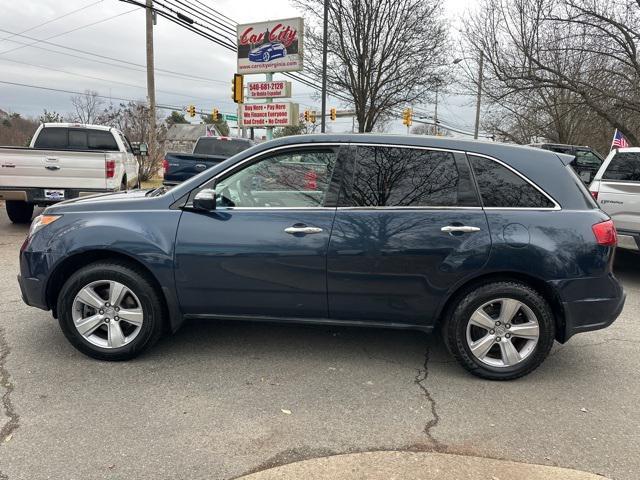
346 146 472 207
603 152 640 182
573 150 602 168
34 128 68 149
88 131 119 151
118 133 132 153
215 149 337 208
469 155 555 208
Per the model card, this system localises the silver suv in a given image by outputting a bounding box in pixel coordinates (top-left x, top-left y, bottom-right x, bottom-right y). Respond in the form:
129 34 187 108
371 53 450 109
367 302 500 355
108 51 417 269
590 147 640 251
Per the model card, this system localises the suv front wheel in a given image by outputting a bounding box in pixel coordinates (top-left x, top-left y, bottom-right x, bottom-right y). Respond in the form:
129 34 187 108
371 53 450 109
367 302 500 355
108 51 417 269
443 281 555 380
57 261 165 360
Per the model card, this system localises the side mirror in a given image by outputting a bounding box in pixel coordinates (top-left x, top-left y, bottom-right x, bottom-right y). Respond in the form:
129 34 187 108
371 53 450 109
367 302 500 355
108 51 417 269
192 189 217 211
131 145 141 155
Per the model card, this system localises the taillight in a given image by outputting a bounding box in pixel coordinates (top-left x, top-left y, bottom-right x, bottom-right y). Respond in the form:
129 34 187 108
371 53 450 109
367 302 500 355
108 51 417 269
162 158 169 175
105 159 116 178
590 190 598 201
592 219 617 246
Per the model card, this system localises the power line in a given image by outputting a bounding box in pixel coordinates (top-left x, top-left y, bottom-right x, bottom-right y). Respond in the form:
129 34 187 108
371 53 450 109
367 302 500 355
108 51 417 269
0 28 228 85
0 0 105 44
0 8 139 56
0 79 189 112
0 56 221 102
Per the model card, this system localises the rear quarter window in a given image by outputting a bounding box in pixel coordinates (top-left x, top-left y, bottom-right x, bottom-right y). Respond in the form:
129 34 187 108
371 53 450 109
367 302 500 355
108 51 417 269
603 152 640 182
469 155 556 209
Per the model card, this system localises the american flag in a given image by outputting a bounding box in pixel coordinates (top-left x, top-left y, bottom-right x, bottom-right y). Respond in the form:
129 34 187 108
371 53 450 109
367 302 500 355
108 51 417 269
611 129 629 150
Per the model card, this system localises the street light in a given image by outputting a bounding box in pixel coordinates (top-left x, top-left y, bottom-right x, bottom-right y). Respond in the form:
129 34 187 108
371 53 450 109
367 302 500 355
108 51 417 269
453 53 484 140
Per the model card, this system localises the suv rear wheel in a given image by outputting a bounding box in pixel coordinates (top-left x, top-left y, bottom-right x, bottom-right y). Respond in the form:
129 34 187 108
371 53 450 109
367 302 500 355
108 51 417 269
57 261 165 360
6 200 34 224
443 281 555 380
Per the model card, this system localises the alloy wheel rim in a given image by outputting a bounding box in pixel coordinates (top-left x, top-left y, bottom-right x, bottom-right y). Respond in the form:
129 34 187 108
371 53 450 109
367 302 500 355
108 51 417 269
466 298 540 368
71 280 144 349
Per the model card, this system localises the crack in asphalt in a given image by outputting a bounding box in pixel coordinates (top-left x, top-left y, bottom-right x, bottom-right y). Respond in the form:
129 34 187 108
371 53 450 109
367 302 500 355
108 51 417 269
413 345 446 452
0 323 19 445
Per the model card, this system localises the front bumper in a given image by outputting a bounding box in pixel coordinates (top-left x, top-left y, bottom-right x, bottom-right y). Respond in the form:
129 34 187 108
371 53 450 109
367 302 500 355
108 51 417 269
17 274 48 311
18 249 56 312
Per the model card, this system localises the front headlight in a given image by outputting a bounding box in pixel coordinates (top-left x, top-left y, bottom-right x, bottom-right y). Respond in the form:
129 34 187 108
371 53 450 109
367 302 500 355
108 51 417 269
29 214 61 237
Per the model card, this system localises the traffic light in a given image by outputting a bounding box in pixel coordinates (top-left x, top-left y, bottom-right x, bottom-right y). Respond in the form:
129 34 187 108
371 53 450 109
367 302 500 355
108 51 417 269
304 110 310 122
402 108 412 126
309 110 317 123
232 74 244 103
187 105 196 118
330 108 337 121
212 108 220 121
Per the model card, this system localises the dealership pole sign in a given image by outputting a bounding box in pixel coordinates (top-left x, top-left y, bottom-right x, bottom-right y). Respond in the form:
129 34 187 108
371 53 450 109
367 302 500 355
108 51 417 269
237 18 304 74
240 103 300 127
247 80 292 99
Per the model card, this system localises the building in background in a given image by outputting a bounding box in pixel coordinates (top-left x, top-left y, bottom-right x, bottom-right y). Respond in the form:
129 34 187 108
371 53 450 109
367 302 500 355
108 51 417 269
165 124 221 153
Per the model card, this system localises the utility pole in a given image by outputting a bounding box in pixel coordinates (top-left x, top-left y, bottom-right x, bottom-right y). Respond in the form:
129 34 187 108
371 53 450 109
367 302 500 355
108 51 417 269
474 51 484 140
320 0 329 133
434 84 439 136
145 0 157 159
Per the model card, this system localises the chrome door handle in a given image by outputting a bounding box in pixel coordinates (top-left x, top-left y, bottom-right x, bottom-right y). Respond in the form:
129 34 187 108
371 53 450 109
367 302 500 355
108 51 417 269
441 225 481 233
285 226 323 234
195 164 207 169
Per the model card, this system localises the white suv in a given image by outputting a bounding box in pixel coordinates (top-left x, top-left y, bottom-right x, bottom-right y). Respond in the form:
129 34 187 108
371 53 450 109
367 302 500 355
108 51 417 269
589 147 640 251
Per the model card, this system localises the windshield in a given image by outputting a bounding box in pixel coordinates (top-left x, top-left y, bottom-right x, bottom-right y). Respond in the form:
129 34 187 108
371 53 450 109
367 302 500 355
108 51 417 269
193 138 251 156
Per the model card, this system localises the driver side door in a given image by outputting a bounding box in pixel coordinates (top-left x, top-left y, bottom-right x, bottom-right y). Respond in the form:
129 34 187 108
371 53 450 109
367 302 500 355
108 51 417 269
174 145 344 320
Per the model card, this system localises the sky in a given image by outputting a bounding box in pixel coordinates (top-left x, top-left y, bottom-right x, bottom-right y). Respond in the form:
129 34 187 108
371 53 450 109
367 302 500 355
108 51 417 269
0 0 478 136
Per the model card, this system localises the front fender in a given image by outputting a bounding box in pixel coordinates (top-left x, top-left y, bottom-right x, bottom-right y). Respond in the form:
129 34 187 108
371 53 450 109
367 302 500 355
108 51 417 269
29 210 184 330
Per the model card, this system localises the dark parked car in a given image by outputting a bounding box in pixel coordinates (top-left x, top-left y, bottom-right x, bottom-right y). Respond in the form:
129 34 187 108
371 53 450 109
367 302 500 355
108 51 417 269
163 136 254 186
528 143 604 185
19 135 624 380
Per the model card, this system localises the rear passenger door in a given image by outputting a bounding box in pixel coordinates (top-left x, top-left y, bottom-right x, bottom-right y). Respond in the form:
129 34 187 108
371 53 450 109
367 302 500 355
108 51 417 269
326 145 491 326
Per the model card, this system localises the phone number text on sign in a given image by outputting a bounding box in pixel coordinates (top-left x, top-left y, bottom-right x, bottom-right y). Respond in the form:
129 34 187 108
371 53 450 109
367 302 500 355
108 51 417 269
247 81 292 98
240 102 299 127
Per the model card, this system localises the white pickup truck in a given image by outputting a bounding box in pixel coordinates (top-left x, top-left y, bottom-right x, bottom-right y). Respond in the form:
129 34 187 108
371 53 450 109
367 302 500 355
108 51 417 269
0 123 140 223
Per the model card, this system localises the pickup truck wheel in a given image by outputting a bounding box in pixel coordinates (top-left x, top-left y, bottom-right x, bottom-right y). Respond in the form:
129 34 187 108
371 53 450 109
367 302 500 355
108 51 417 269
443 281 555 380
57 261 165 361
6 200 34 224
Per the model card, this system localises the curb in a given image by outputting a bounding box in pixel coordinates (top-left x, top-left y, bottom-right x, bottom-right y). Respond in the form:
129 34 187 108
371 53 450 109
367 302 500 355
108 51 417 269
237 451 609 480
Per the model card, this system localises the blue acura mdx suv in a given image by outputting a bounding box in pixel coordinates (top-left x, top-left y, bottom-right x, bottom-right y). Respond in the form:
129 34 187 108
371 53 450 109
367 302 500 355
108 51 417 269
18 134 625 380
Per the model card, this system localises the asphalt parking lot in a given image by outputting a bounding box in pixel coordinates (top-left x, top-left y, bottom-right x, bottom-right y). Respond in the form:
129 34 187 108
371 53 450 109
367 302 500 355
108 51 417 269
0 205 639 480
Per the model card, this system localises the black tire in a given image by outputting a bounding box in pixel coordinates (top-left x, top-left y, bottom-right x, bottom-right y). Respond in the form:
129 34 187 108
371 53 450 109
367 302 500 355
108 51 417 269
57 261 165 361
442 281 555 380
120 176 127 191
6 200 34 224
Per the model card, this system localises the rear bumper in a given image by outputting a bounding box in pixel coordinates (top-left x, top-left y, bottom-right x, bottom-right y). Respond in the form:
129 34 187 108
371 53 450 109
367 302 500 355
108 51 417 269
552 273 625 342
616 229 640 251
0 186 114 205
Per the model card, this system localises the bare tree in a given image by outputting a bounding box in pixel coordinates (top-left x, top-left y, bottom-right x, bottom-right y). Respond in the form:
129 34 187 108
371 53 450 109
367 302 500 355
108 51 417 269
293 0 449 132
98 102 166 181
462 0 640 146
70 90 104 124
